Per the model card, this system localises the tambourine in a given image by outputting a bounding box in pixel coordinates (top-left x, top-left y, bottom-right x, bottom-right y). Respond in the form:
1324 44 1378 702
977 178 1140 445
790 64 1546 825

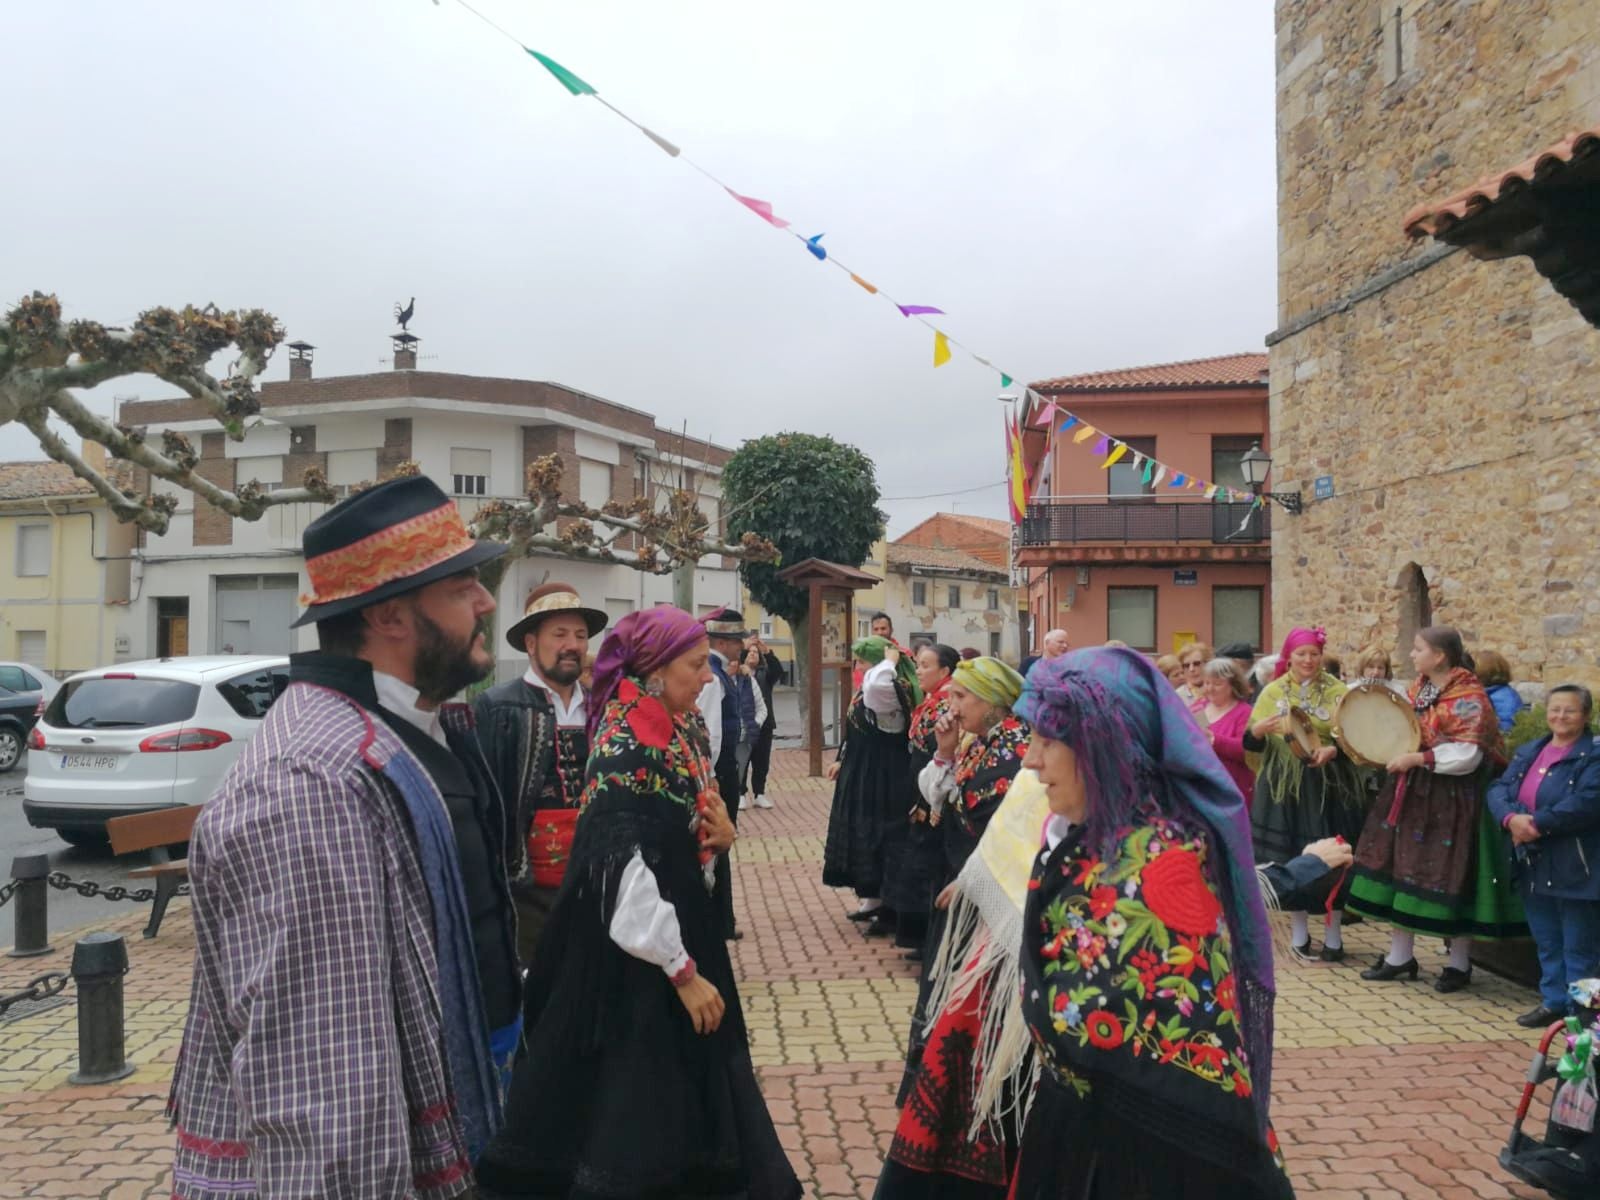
1333 679 1421 769
1283 705 1325 761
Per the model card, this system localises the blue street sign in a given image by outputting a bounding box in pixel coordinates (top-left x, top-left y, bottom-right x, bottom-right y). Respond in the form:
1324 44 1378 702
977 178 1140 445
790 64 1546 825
1314 475 1335 501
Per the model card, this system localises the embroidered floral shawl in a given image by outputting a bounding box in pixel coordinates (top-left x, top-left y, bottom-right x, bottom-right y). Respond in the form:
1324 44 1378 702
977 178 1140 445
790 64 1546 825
953 716 1030 840
907 680 952 761
1411 667 1507 766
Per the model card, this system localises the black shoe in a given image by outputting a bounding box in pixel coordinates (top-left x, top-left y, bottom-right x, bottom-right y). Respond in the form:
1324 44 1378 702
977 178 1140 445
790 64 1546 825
847 909 880 923
1517 1004 1563 1029
1341 911 1364 926
904 948 925 964
865 917 894 938
1289 939 1317 962
1318 944 1346 963
1360 956 1419 981
1435 966 1472 993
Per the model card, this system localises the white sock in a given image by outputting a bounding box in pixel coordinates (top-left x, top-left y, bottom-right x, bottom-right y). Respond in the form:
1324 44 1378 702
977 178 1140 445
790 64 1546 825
1448 936 1473 972
1290 911 1310 946
856 898 882 914
1387 929 1416 967
1323 910 1343 951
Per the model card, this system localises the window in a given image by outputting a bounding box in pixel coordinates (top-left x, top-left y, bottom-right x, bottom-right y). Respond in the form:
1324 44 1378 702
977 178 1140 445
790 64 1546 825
216 668 289 719
156 597 190 658
0 666 39 692
16 632 45 666
911 581 928 607
450 448 490 497
46 677 200 730
987 588 1000 612
234 455 283 489
579 460 612 510
327 449 378 488
16 524 50 577
857 617 872 640
988 632 1002 657
1107 437 1157 501
1106 587 1157 651
947 584 962 609
760 618 774 639
1212 587 1263 652
1211 436 1258 495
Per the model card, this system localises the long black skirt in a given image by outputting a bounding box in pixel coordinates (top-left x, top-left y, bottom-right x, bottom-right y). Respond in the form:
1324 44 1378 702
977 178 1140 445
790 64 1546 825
824 722 915 899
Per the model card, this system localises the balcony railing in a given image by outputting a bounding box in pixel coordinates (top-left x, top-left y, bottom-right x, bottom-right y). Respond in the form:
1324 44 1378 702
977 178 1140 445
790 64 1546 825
1020 500 1270 546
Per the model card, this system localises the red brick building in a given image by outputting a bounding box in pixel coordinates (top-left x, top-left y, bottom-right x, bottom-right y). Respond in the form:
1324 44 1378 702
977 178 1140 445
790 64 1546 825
1018 353 1272 657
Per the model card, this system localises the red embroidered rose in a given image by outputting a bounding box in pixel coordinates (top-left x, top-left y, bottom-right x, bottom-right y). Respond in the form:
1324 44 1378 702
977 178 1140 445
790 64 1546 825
1266 1127 1279 1155
1088 886 1118 921
1084 1010 1123 1050
1188 1041 1227 1074
1053 992 1070 1013
626 695 674 749
1140 847 1223 936
1233 1072 1252 1099
618 679 640 704
993 776 1011 797
1216 973 1237 1013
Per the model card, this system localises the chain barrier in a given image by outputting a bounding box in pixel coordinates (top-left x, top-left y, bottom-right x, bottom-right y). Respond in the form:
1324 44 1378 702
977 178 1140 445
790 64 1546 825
0 880 15 909
0 971 69 1020
45 872 189 905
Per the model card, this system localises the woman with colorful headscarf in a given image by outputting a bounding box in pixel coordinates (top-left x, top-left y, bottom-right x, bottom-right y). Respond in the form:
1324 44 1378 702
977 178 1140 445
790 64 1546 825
1010 648 1292 1200
883 643 962 960
879 656 1035 1200
824 636 924 928
1348 626 1523 993
1244 626 1366 961
477 607 799 1199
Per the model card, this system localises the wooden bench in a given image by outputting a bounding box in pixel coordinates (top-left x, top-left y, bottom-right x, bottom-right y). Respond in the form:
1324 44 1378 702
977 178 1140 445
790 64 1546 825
106 805 201 939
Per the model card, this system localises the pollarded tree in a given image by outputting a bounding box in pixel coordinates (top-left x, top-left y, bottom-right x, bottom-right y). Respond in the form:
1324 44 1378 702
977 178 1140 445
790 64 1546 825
0 293 774 595
722 432 886 731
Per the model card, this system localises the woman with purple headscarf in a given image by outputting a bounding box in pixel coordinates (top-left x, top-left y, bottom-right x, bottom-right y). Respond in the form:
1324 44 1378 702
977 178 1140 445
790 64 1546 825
1009 648 1294 1200
477 607 801 1200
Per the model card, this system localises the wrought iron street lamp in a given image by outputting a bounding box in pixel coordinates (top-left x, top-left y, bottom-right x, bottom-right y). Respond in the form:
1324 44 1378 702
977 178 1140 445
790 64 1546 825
1239 443 1303 515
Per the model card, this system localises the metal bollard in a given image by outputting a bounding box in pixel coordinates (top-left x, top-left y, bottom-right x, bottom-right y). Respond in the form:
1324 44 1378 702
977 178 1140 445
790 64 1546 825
67 932 134 1085
7 855 52 958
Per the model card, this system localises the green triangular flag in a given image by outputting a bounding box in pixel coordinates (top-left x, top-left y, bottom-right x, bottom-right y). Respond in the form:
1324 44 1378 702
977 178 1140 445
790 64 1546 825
526 48 595 96
1140 458 1153 485
1001 374 1013 388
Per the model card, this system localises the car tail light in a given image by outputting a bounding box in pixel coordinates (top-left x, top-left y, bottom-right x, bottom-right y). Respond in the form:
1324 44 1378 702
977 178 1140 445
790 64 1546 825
101 673 137 680
32 698 44 717
139 728 233 753
27 728 44 750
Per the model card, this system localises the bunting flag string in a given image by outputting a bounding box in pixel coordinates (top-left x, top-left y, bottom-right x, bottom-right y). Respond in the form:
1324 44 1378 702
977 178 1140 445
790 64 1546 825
439 1 1263 520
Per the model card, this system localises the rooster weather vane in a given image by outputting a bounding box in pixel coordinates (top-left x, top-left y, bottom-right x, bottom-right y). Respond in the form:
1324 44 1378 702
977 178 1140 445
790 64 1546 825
394 296 415 333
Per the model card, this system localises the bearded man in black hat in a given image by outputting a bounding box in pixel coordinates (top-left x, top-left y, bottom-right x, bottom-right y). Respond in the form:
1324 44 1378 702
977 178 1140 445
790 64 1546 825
474 582 608 965
171 475 519 1199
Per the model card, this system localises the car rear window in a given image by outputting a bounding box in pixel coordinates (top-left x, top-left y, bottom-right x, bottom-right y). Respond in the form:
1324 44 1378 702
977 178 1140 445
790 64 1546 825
45 678 201 730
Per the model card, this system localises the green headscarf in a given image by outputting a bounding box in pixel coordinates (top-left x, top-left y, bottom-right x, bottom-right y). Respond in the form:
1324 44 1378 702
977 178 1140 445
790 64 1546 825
852 635 923 705
953 656 1025 709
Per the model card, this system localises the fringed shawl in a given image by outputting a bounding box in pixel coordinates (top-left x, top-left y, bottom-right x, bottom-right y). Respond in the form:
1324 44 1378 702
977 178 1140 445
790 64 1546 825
1412 667 1507 766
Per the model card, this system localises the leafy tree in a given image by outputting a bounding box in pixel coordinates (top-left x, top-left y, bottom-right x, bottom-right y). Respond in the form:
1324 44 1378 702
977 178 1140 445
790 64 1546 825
722 433 885 733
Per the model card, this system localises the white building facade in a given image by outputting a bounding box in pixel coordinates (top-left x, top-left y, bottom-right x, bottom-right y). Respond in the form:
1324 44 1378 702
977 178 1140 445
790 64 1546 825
116 363 740 680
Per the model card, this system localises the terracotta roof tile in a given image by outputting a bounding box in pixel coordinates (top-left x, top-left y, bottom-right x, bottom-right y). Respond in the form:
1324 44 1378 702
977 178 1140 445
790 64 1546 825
1031 353 1269 393
0 459 137 502
937 513 1011 539
1403 125 1600 238
886 542 1008 577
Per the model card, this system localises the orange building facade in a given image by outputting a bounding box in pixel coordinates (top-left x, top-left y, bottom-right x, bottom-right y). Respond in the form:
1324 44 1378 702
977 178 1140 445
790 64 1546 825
1018 354 1273 658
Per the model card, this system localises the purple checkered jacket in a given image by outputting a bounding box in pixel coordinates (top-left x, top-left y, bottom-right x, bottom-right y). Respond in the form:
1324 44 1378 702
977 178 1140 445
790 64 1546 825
170 679 480 1199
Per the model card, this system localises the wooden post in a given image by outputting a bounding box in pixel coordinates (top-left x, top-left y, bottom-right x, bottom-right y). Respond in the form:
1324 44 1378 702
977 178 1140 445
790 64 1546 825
807 580 824 778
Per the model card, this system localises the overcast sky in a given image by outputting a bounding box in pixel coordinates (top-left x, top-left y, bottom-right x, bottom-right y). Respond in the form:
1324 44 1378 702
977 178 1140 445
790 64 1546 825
2 0 1276 536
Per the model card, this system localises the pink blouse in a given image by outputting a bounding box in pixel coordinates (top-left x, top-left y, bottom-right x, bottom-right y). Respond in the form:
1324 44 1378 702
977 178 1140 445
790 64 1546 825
1205 701 1255 802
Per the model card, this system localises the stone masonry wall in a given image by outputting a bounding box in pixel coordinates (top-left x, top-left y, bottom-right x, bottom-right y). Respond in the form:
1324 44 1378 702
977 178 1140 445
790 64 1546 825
1272 0 1600 691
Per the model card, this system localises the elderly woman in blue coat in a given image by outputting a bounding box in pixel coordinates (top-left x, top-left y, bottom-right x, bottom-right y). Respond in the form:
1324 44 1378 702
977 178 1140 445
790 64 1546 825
1486 684 1600 1028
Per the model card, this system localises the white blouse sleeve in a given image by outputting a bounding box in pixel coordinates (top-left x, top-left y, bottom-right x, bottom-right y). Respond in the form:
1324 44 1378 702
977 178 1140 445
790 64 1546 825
919 756 959 817
861 660 908 732
608 851 691 980
1431 741 1484 776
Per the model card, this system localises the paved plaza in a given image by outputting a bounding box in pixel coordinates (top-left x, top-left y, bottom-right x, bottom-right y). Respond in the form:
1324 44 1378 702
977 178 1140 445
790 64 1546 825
0 749 1567 1198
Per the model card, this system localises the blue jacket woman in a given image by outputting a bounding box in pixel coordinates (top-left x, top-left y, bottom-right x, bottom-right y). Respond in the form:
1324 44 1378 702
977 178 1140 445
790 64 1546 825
1486 688 1600 1024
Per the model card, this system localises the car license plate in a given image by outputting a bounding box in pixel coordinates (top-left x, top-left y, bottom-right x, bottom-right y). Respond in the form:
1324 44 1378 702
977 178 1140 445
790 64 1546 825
60 754 118 771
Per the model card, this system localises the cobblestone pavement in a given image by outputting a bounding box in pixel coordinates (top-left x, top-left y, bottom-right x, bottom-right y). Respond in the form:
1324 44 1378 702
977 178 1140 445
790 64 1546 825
0 749 1566 1198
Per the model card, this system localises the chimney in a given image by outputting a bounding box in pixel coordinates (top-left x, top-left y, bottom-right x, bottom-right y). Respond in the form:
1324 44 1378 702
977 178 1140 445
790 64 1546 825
392 332 419 371
287 340 315 381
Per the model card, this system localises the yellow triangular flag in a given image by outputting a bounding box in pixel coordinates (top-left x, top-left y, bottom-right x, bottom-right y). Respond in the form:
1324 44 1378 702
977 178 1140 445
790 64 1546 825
1204 484 1218 500
850 274 878 294
933 331 952 367
1187 478 1199 489
1100 443 1129 469
1072 424 1097 444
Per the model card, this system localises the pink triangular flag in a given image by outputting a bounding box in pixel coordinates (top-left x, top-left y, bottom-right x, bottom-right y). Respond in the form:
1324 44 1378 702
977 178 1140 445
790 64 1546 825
725 188 789 229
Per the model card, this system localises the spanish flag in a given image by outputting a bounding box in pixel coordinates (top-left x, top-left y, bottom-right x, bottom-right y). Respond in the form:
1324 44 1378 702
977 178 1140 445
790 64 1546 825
1007 411 1028 524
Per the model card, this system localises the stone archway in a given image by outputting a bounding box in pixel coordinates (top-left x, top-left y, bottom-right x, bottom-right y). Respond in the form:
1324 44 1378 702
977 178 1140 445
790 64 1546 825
1395 563 1432 676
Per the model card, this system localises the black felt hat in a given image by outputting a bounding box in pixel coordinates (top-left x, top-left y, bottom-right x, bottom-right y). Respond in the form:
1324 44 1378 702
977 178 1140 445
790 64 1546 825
291 475 506 627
